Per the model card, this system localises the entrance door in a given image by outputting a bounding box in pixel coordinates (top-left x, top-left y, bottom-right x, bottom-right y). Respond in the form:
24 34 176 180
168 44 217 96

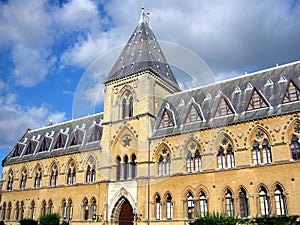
119 199 133 225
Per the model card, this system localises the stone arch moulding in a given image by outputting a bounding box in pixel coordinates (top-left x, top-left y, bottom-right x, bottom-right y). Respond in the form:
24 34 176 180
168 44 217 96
284 118 300 143
31 162 44 177
152 142 172 160
108 187 136 222
246 125 273 149
211 131 235 153
111 125 138 158
114 84 137 106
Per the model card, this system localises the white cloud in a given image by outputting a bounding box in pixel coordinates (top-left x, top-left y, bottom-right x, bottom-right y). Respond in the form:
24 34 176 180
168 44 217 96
0 83 66 148
53 0 100 33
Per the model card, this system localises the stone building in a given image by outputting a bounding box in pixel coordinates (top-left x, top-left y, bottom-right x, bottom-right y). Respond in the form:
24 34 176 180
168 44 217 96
1 10 300 225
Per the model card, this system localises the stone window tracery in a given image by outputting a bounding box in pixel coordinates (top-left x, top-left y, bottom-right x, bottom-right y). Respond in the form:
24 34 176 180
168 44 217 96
121 90 134 119
217 138 235 169
252 132 272 165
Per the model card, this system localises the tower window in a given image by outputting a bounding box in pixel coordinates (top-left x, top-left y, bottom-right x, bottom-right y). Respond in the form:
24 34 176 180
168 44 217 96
121 90 134 119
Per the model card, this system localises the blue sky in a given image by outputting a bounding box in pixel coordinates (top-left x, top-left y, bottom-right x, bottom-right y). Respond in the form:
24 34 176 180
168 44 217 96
1 0 300 171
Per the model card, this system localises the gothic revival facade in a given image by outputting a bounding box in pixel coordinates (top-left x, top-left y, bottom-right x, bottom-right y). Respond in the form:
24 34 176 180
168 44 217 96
1 10 300 225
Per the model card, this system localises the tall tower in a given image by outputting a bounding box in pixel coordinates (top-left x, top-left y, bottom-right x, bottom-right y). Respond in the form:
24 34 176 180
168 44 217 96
100 9 179 224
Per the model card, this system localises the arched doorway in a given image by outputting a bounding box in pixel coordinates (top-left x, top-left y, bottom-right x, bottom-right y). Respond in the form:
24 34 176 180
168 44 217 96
119 199 133 225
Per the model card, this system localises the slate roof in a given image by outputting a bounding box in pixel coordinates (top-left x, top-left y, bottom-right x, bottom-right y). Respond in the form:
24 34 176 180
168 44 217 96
152 61 300 139
2 113 103 166
104 9 180 90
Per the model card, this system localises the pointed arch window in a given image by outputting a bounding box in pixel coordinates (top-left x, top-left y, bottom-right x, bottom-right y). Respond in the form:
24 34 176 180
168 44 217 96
166 154 171 175
7 202 11 220
1 202 6 221
217 147 226 169
252 138 272 165
20 201 25 220
131 154 137 179
186 151 193 173
225 189 234 216
29 201 35 220
68 199 73 220
155 194 162 220
166 194 173 220
194 150 202 172
123 155 129 180
218 138 235 169
34 167 42 188
291 134 300 160
48 200 53 214
199 191 208 217
259 186 270 216
50 165 58 187
246 88 269 111
239 188 249 218
187 192 195 219
41 200 47 217
158 150 172 176
67 162 76 185
62 199 67 220
7 171 13 191
39 137 51 152
89 125 102 142
121 90 134 119
158 155 164 176
91 198 97 221
116 156 121 181
282 79 300 104
274 185 286 216
20 169 27 190
86 165 96 183
15 201 20 221
83 198 89 220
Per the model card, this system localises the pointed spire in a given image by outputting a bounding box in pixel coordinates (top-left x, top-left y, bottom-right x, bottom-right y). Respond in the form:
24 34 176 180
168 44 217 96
104 9 179 90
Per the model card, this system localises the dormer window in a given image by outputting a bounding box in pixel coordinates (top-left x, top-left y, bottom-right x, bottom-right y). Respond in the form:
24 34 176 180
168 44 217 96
54 133 67 149
89 125 102 142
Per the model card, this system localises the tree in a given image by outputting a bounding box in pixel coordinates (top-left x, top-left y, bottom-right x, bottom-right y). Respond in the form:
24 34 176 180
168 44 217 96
19 219 38 225
39 213 60 225
190 212 243 225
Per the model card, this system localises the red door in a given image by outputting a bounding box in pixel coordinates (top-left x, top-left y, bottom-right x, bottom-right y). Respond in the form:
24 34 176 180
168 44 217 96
119 200 133 225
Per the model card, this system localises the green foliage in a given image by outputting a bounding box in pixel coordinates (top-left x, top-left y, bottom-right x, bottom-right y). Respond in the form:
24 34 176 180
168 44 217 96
0 221 5 225
60 221 69 225
19 219 38 225
39 213 60 225
190 212 244 225
190 214 300 225
251 215 299 225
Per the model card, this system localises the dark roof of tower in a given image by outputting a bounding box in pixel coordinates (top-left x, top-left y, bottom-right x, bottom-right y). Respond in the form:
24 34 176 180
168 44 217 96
104 9 180 90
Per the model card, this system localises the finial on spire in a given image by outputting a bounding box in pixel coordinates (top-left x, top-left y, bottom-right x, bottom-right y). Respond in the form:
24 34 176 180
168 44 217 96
139 6 150 24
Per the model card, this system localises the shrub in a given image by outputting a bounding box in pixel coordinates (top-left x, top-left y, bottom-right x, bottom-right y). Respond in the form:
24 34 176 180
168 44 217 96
39 213 60 225
190 212 244 225
0 221 5 225
252 215 299 225
61 221 69 225
19 219 38 225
